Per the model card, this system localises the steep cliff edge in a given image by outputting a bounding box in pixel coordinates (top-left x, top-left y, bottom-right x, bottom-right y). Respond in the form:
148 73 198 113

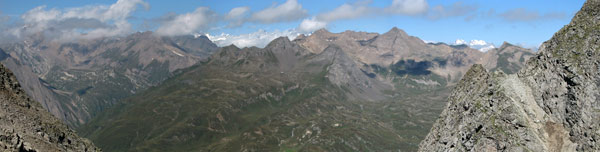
419 0 600 151
0 63 98 151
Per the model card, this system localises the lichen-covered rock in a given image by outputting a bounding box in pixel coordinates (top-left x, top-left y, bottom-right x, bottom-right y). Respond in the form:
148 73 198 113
419 0 600 151
0 63 99 151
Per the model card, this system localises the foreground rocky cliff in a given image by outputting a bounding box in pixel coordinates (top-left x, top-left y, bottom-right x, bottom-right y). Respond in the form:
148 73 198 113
419 0 600 151
0 64 98 151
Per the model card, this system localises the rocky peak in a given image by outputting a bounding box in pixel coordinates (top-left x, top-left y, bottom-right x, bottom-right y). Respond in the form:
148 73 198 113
460 64 489 82
495 41 533 54
265 36 293 48
499 41 513 49
128 31 156 40
312 28 332 36
419 0 600 151
294 34 307 40
382 27 408 37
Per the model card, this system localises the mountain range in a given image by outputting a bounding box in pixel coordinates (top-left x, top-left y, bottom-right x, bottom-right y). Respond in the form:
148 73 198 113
5 1 600 152
73 28 534 151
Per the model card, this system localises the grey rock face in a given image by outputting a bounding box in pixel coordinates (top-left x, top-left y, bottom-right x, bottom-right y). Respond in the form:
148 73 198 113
419 0 600 151
0 63 99 151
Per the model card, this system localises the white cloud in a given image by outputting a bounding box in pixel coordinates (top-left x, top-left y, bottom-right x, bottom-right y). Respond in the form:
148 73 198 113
385 0 428 15
295 1 370 33
316 2 371 22
225 7 250 27
499 8 565 22
477 44 496 52
469 40 487 46
250 0 308 23
295 0 432 33
455 39 466 45
11 0 148 41
453 39 496 52
155 7 216 36
429 1 477 20
206 29 301 48
297 17 327 33
103 0 149 20
422 40 437 43
226 7 250 19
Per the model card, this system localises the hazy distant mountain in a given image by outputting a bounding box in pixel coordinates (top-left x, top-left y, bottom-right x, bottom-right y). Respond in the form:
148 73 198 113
0 31 218 127
420 1 600 151
79 28 535 151
0 63 98 151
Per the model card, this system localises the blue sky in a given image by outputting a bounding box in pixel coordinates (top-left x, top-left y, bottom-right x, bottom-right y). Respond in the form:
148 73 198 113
0 0 586 49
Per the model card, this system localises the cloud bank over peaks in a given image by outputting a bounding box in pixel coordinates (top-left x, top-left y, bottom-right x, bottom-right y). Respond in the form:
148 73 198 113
8 0 149 42
155 7 216 36
297 0 468 33
250 0 308 23
224 7 250 27
298 17 327 33
205 29 301 48
297 1 374 33
454 39 496 52
159 0 308 36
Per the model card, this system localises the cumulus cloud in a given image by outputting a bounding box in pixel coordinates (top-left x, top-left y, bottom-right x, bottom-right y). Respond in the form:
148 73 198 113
155 7 216 36
205 29 301 48
295 0 434 33
469 40 487 46
455 39 467 45
428 1 477 20
499 8 565 22
250 0 308 23
316 2 372 22
8 0 148 41
226 7 250 19
385 0 428 15
297 17 327 33
295 1 372 33
225 7 250 27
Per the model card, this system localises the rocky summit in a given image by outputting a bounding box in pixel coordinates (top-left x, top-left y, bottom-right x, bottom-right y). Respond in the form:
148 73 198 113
0 63 98 151
419 0 600 151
